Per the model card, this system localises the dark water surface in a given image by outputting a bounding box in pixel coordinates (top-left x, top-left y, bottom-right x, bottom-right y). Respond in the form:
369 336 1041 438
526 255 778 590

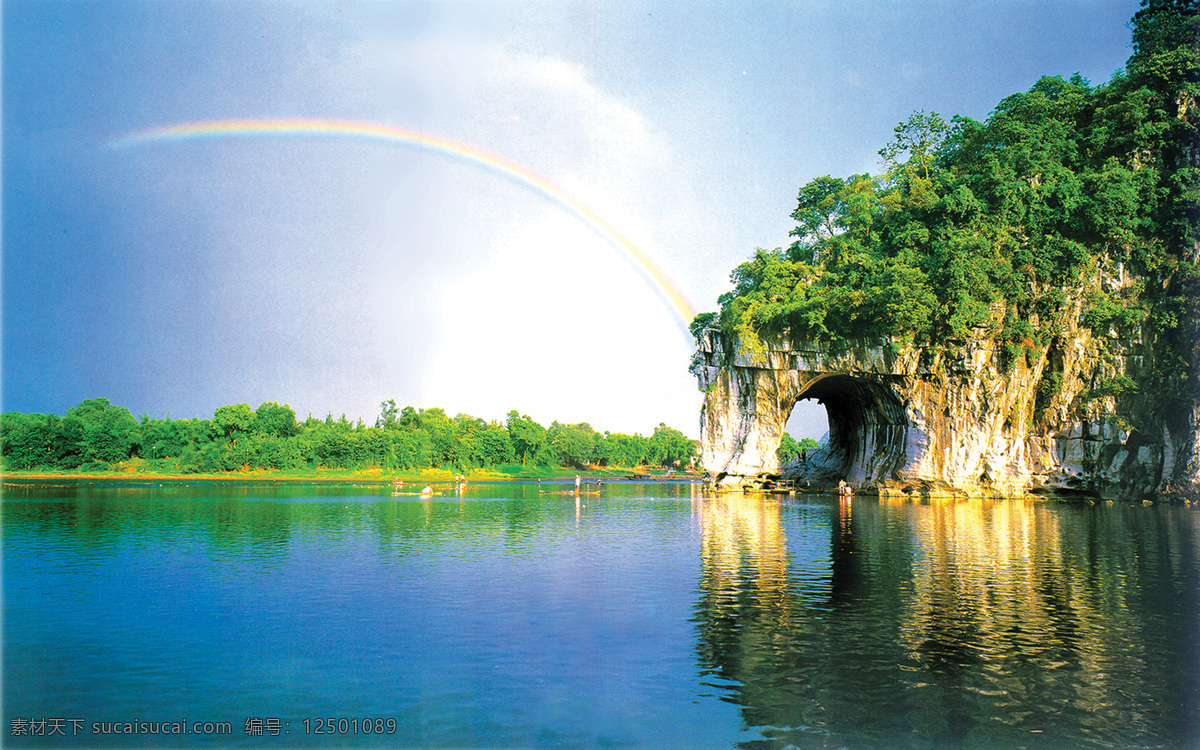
4 480 1198 748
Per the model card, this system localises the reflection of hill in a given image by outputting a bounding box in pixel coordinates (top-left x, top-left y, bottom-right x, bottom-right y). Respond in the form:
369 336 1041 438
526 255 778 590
693 495 1200 748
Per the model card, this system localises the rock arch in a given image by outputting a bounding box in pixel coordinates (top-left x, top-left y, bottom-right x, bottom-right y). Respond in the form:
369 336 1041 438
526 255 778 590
691 329 1197 499
694 337 916 487
792 375 909 484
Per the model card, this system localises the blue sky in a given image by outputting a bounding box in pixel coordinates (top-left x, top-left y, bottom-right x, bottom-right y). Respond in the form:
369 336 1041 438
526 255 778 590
3 0 1140 439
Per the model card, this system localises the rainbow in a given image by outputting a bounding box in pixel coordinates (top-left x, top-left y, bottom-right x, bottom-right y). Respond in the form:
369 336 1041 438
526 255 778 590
111 118 696 332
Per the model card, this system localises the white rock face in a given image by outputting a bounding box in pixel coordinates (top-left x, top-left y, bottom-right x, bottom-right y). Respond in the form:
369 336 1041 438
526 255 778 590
692 328 1199 499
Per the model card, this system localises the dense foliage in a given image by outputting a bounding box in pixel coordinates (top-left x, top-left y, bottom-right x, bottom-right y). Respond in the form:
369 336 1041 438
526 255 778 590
0 397 696 474
700 1 1198 419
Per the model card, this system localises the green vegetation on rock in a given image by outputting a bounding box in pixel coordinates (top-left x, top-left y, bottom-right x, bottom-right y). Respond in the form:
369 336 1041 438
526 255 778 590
699 0 1198 428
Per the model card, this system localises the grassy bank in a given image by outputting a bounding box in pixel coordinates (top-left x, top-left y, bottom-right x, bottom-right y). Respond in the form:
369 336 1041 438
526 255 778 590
1 461 697 484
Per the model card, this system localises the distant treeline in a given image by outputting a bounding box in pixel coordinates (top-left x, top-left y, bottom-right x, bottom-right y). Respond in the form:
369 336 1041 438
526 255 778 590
0 398 697 474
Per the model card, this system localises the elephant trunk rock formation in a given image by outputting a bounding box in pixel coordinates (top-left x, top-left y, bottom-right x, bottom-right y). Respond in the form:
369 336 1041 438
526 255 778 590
691 328 1200 501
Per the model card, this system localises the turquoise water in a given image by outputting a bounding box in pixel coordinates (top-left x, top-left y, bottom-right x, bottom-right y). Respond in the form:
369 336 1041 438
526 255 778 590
4 480 1198 748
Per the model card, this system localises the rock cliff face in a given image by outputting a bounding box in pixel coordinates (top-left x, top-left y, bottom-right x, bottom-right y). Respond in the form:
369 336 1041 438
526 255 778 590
692 325 1200 500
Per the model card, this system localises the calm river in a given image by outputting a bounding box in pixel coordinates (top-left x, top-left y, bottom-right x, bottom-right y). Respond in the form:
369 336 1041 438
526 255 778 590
4 480 1198 748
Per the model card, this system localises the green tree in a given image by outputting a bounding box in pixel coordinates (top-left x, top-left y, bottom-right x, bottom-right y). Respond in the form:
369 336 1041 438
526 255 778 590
879 110 950 181
777 432 802 463
789 174 847 260
506 411 551 466
597 431 651 467
0 412 60 469
65 398 139 465
391 428 434 469
416 408 455 466
777 434 821 463
451 413 514 469
253 402 298 438
548 421 598 469
477 420 515 467
137 414 213 461
648 423 696 468
376 399 399 430
213 403 254 437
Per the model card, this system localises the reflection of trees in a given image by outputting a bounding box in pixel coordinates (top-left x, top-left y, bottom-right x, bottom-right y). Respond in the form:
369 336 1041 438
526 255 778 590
693 496 1200 748
0 482 589 560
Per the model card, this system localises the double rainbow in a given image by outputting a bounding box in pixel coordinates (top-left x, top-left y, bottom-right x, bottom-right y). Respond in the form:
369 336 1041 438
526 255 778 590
112 119 696 333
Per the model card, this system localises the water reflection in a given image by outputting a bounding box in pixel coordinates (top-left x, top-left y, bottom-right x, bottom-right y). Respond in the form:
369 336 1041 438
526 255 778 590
0 481 590 561
5 481 1196 747
693 494 1200 748
4 480 727 748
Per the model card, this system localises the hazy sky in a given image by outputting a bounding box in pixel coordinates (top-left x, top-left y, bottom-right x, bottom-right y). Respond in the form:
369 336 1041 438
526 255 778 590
3 0 1140 439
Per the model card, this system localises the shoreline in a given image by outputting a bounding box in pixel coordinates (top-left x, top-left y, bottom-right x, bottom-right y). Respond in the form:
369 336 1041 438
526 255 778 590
1 466 701 485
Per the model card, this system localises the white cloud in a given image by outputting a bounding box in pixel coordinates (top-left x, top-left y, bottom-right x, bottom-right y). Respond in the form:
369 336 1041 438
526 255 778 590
459 49 664 187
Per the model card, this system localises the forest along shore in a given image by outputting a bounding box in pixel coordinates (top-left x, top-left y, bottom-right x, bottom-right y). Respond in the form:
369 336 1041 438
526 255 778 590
0 399 700 479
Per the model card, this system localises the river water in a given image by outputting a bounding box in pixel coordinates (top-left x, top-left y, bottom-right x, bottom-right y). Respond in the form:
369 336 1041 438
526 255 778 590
4 480 1198 748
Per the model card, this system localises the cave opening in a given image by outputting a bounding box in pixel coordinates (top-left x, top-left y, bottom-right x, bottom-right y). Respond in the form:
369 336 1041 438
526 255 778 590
783 397 828 445
783 375 909 483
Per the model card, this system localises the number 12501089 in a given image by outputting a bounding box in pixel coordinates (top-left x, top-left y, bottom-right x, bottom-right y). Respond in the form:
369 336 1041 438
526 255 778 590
303 718 396 734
